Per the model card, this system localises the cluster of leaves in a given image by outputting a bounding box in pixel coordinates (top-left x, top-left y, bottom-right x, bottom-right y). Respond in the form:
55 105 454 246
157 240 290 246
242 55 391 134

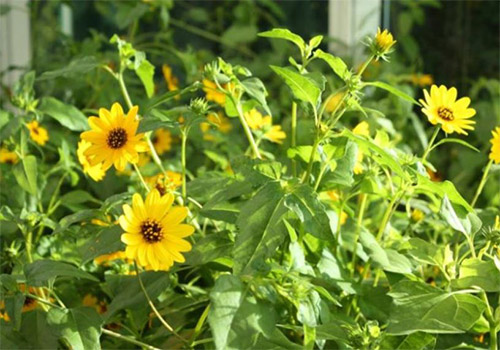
1 1 499 350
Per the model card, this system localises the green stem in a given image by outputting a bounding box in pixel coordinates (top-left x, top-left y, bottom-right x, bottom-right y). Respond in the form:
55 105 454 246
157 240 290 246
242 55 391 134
421 126 440 163
181 130 188 202
351 194 368 277
291 102 298 177
358 55 374 77
301 133 321 184
102 329 162 350
471 159 493 207
376 194 400 241
25 231 33 263
133 164 150 192
479 291 498 350
190 304 210 347
118 72 133 110
233 98 261 159
134 263 187 343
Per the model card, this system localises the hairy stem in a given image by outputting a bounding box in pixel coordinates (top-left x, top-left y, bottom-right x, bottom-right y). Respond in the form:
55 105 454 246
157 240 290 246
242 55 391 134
471 159 493 207
291 102 298 177
351 194 368 277
421 126 440 163
102 329 162 350
181 130 188 202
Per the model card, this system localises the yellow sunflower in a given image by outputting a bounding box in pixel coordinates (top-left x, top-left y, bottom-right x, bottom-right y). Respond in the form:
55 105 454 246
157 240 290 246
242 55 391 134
146 171 182 196
489 126 500 164
410 74 433 87
244 109 286 144
77 140 106 181
325 91 346 113
119 190 194 271
352 121 370 174
419 85 476 135
200 112 233 141
0 147 18 164
26 121 49 146
373 28 396 55
153 128 173 155
81 103 148 171
162 64 179 92
82 294 107 314
202 79 233 106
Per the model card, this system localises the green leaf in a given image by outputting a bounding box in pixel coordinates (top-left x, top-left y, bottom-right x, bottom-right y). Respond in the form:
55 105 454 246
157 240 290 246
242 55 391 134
284 184 332 240
47 307 102 350
241 77 272 117
416 174 473 213
382 332 436 350
270 66 321 107
387 280 486 335
13 155 37 195
144 82 200 112
432 137 480 152
55 209 100 233
80 225 124 263
233 182 288 274
25 260 98 286
408 238 446 266
38 97 88 131
184 231 233 266
208 274 275 350
439 195 481 236
363 81 420 105
258 28 305 54
222 24 258 44
452 258 500 292
4 292 24 330
37 56 99 81
20 309 60 349
134 52 155 98
313 49 351 81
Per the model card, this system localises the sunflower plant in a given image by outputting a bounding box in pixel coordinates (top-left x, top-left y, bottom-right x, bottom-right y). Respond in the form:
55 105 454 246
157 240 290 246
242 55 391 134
1 18 499 350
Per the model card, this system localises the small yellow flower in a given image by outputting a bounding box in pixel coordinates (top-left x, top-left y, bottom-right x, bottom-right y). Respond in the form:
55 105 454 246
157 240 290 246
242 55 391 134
77 140 106 182
419 85 476 135
0 284 41 320
119 190 194 271
373 27 396 55
410 74 433 87
94 250 127 265
411 209 425 222
82 294 107 314
353 121 370 174
153 128 173 155
146 171 182 196
203 79 232 106
326 190 341 202
162 64 179 92
26 121 49 146
325 91 346 113
245 109 286 144
339 211 348 225
81 103 148 171
200 112 233 141
489 126 500 164
0 147 18 164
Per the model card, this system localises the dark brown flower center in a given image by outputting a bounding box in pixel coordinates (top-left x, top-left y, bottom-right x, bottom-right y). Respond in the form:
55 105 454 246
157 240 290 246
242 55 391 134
140 219 163 243
24 297 35 307
107 128 128 149
437 107 454 121
155 183 166 196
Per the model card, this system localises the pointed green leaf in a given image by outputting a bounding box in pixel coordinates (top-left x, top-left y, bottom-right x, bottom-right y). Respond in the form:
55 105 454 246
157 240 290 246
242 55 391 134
270 66 321 107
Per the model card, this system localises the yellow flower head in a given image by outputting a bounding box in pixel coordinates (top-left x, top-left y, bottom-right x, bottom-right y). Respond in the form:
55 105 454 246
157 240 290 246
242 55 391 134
203 79 232 106
489 126 500 164
244 109 286 144
353 121 370 174
94 250 127 265
82 294 107 314
411 209 425 222
200 112 233 141
327 190 341 202
0 284 39 322
410 74 434 87
162 64 179 92
419 85 476 135
26 121 49 146
325 91 346 113
153 128 173 155
119 190 194 271
81 103 148 172
146 171 182 196
77 140 106 182
0 147 18 164
374 28 396 55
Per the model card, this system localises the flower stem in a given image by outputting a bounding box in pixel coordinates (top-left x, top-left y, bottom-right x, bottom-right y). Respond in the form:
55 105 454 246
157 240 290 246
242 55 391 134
421 126 440 163
376 193 400 241
233 98 261 159
301 133 320 184
134 263 187 343
351 194 368 277
479 290 499 350
118 73 133 110
291 102 298 177
181 130 188 203
471 159 493 207
358 55 374 77
102 329 162 350
133 164 150 192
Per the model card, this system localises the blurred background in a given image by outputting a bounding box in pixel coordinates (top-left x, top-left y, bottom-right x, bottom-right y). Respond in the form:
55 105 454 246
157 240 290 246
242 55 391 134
1 0 499 204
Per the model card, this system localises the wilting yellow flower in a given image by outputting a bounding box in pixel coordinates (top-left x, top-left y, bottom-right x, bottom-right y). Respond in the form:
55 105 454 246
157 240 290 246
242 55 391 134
26 121 49 146
410 74 433 87
426 167 442 182
489 126 500 164
0 147 18 164
81 103 148 171
325 91 346 113
419 85 476 135
373 28 396 55
119 190 194 271
245 109 286 144
353 121 370 174
77 140 106 182
203 79 232 106
94 250 127 265
200 112 233 141
153 128 173 155
411 209 424 222
162 64 179 92
146 171 182 195
82 294 107 314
